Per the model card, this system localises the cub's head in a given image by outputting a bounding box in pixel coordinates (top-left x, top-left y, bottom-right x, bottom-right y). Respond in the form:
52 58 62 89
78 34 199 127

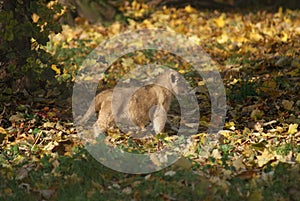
168 71 188 95
155 69 189 95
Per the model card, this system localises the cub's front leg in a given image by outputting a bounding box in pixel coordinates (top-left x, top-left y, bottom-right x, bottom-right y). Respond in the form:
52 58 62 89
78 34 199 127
151 105 167 134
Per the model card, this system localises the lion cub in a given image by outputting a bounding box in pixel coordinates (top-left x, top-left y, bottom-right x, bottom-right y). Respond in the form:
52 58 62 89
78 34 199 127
79 69 187 135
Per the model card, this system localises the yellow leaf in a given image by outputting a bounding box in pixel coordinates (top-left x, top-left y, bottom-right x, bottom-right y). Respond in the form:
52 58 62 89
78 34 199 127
287 124 298 135
278 6 283 18
178 69 186 74
232 78 239 84
43 121 55 128
184 5 196 13
225 121 235 130
51 64 61 75
109 22 122 35
0 127 7 134
249 31 263 41
296 153 300 163
257 149 275 167
32 13 40 23
276 126 284 133
219 130 234 139
281 31 288 42
198 80 206 86
214 14 226 28
217 33 229 44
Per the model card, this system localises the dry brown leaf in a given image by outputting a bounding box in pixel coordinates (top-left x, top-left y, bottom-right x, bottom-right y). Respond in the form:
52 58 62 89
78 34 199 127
282 100 294 110
232 157 245 171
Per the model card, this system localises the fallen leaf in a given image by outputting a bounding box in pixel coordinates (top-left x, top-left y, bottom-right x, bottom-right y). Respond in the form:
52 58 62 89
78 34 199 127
173 156 193 170
251 109 264 121
236 170 258 180
0 127 7 134
31 13 40 23
184 5 196 13
257 149 275 167
232 157 245 171
214 13 226 28
51 64 61 75
122 187 132 195
164 170 176 176
287 124 298 135
9 113 25 122
43 122 56 128
212 149 222 159
282 100 294 110
260 80 279 97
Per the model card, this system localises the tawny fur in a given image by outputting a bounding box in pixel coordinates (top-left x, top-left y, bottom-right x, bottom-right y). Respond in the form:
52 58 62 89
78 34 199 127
79 70 186 134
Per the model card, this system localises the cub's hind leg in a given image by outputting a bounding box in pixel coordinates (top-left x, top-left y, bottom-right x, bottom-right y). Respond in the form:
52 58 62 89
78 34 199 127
96 93 114 133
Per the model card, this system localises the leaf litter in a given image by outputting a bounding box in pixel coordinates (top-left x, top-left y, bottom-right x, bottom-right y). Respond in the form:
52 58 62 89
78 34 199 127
1 4 300 200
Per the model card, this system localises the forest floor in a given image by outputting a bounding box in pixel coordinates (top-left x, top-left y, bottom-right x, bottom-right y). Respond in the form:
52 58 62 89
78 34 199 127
1 5 300 201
